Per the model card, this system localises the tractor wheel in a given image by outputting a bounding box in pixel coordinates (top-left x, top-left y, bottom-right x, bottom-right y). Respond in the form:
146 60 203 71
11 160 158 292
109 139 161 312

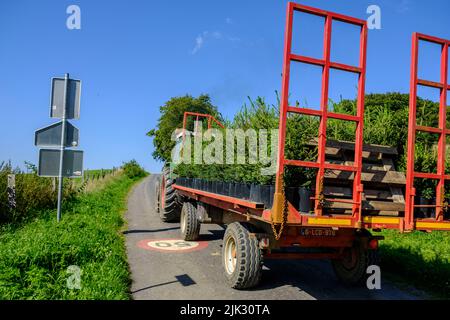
159 166 181 222
154 178 161 214
222 222 263 289
332 240 380 286
180 202 200 241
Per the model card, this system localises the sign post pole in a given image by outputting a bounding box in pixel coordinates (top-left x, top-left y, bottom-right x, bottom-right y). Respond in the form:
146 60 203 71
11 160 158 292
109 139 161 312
36 73 82 222
56 73 69 222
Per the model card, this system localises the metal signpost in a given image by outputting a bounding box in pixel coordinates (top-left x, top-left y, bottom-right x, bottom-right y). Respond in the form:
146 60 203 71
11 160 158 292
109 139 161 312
35 73 83 222
38 149 83 177
35 121 79 147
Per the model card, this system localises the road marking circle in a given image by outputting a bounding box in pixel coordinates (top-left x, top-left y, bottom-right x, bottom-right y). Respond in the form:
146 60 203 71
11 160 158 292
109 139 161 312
137 239 208 253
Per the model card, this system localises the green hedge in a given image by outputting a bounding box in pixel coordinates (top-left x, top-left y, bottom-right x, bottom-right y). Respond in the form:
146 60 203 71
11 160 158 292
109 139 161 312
171 93 449 198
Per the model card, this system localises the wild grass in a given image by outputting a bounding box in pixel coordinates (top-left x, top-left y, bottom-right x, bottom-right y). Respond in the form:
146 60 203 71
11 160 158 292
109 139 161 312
379 229 450 298
0 173 142 300
0 161 76 224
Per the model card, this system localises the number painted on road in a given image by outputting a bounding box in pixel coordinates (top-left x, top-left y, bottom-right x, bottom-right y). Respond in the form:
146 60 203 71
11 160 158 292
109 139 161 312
137 239 208 253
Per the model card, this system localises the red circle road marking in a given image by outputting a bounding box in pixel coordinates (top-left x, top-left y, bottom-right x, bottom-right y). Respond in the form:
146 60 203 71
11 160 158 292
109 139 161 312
137 239 208 253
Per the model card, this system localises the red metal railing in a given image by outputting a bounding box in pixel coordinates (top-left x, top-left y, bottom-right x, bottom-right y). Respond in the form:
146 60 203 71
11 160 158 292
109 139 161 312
405 33 450 230
181 111 224 144
182 112 224 131
273 2 368 225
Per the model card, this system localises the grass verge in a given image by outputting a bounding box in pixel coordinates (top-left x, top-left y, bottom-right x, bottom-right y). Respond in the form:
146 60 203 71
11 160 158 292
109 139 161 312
0 173 142 299
379 229 450 298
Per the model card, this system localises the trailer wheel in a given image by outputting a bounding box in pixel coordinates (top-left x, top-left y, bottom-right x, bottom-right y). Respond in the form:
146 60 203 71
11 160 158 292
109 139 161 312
180 202 200 241
332 241 380 286
222 222 262 289
159 166 181 222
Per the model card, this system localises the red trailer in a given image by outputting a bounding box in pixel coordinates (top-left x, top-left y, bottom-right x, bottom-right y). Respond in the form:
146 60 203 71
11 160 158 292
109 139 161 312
157 2 450 289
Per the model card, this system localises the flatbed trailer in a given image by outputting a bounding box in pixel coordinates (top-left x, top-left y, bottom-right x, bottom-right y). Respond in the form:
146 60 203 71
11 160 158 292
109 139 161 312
156 2 450 289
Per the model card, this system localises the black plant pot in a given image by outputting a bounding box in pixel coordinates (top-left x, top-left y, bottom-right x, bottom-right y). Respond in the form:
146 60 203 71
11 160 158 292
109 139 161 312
250 184 262 203
268 185 275 208
215 181 221 194
415 197 429 219
429 197 437 219
216 181 224 195
414 197 436 219
298 187 313 214
228 182 235 198
233 183 242 199
445 198 450 220
284 187 295 209
239 183 251 200
260 185 271 208
226 182 234 198
206 180 212 192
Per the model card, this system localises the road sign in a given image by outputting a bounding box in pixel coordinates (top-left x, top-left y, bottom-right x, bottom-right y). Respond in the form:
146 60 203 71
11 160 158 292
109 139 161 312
38 149 83 178
37 73 83 222
35 121 79 147
50 77 81 119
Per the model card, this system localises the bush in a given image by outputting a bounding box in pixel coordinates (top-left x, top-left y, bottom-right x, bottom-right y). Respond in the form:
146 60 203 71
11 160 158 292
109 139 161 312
0 161 78 225
147 94 222 162
122 160 147 179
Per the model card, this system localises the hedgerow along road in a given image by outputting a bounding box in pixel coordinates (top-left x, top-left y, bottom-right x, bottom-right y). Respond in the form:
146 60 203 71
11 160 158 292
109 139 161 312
124 175 428 300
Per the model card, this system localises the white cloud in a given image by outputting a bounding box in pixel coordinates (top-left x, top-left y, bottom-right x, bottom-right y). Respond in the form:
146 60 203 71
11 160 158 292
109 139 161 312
226 35 240 42
211 31 222 39
191 34 205 54
191 31 236 54
397 0 410 13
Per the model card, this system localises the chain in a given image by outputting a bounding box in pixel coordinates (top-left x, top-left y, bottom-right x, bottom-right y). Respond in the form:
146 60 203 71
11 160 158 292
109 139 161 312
271 174 288 241
317 176 325 208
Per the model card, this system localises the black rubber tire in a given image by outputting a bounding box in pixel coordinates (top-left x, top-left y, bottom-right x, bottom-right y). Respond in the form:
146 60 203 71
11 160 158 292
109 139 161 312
222 222 263 289
332 241 380 286
154 178 161 214
159 166 181 222
180 202 200 241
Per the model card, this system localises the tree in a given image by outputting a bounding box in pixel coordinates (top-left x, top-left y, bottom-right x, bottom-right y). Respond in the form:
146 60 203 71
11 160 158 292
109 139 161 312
147 94 222 162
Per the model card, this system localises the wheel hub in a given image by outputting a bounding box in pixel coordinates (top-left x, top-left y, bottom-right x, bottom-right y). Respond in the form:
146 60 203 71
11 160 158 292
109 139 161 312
224 237 237 275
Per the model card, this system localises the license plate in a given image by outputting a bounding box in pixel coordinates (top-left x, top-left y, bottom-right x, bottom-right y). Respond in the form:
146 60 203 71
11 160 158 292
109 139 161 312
300 228 337 237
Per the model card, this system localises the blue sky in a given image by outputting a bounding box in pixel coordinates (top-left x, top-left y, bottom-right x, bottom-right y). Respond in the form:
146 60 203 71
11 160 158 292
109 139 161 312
0 0 449 173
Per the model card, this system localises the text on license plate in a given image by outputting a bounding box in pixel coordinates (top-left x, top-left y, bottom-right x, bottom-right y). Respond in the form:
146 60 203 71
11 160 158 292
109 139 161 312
300 228 336 237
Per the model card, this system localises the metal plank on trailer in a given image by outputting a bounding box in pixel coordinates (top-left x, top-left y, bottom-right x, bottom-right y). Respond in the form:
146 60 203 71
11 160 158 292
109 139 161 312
308 138 398 155
324 170 406 185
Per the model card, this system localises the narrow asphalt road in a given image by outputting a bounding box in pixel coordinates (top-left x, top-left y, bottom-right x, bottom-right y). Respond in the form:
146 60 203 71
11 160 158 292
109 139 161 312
124 175 428 300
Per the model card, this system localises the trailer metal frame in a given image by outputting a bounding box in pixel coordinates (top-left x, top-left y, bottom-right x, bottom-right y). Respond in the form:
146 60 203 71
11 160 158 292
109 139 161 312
405 33 450 231
272 3 368 230
171 7 450 235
